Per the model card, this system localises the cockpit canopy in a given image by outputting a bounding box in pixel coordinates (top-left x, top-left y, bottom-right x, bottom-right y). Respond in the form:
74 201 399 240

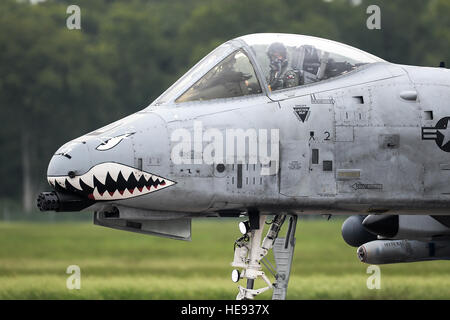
154 33 384 105
176 49 262 103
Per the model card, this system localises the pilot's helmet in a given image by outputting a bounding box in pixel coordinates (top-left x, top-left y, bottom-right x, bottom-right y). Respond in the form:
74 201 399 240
267 42 288 65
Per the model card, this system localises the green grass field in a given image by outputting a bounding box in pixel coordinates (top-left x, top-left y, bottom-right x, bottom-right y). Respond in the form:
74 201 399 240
0 218 449 299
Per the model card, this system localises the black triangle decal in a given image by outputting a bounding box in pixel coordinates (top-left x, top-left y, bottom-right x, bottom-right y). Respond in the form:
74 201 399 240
293 106 310 123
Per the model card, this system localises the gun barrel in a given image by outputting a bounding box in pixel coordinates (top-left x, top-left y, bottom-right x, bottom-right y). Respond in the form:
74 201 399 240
37 191 93 212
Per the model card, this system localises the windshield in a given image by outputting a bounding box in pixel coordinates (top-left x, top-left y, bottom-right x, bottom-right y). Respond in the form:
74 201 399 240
240 33 384 91
176 50 262 103
153 43 234 105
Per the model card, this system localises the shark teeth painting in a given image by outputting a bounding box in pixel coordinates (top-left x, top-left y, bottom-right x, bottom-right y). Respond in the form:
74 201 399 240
47 162 175 201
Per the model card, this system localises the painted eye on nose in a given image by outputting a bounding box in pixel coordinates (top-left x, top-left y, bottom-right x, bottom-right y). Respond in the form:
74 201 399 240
96 132 134 151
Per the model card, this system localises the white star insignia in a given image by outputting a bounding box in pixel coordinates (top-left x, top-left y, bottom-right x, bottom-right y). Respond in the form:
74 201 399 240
438 119 450 147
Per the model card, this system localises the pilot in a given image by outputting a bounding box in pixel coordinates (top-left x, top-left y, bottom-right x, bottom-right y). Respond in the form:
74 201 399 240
267 42 299 90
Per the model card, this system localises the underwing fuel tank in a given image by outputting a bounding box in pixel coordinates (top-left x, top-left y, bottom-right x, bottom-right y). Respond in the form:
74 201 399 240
341 215 378 247
357 240 450 264
362 215 450 240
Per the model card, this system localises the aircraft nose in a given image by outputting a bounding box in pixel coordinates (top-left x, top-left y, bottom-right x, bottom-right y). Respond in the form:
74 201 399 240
45 112 173 203
46 139 96 193
39 112 179 212
40 140 97 212
47 141 92 178
46 129 137 193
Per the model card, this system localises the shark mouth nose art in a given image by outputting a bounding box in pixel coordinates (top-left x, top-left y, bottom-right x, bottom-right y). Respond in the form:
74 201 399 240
47 163 175 201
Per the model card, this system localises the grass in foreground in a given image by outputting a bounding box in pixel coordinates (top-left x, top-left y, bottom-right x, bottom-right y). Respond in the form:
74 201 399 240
0 218 449 299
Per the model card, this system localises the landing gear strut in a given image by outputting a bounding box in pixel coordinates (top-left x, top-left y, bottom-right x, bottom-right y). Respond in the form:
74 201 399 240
230 213 298 300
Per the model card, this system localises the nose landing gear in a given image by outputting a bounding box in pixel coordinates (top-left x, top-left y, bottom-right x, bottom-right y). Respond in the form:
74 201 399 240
230 213 298 300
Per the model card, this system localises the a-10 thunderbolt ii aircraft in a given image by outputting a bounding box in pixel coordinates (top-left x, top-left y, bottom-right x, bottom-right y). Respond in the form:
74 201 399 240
37 33 450 300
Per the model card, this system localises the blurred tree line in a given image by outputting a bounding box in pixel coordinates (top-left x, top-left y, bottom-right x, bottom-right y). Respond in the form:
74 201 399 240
0 0 449 212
